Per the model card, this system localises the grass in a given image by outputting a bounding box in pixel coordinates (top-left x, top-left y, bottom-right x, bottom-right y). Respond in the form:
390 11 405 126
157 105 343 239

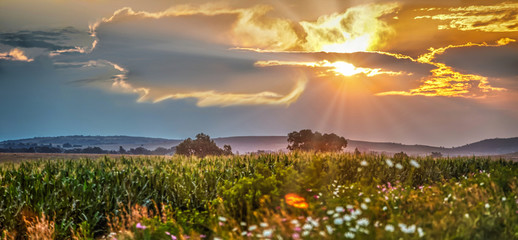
0 153 517 239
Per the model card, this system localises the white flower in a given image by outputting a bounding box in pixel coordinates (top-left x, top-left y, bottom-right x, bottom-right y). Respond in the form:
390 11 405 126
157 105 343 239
361 203 368 210
360 160 368 166
357 218 370 226
395 163 403 169
385 159 394 167
399 224 416 234
502 197 507 201
418 227 425 237
303 223 313 231
333 218 344 225
241 231 248 236
260 222 268 228
327 210 335 215
409 159 420 168
248 225 257 231
214 238 222 240
263 229 273 238
352 209 362 216
336 206 345 213
343 215 352 222
385 224 395 232
344 232 355 239
382 206 388 211
485 203 490 209
240 221 247 226
326 225 334 234
346 205 354 210
464 213 469 219
218 216 227 222
291 219 300 225
302 231 310 237
364 197 371 203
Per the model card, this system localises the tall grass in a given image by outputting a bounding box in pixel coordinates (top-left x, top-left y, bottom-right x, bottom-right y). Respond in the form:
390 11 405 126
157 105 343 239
0 153 516 239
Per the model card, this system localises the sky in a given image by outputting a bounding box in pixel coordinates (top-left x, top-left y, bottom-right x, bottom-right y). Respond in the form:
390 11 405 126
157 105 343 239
1 0 518 147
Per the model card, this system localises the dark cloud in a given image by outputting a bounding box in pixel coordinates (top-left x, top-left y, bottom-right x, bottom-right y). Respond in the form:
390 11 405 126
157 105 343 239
0 27 90 51
436 43 518 79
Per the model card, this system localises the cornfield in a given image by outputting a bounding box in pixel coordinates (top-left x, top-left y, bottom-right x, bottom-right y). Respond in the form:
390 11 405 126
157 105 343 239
0 153 517 239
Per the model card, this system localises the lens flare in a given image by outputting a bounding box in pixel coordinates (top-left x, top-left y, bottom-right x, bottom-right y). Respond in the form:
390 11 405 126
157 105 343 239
285 193 309 209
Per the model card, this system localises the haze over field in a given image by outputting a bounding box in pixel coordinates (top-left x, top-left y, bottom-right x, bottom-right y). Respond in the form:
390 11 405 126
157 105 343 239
1 0 518 146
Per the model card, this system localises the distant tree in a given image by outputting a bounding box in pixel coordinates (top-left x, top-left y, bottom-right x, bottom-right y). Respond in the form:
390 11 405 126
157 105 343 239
287 129 347 152
354 147 361 156
175 133 231 158
152 147 173 155
119 146 126 154
431 152 443 158
393 151 409 159
223 145 233 155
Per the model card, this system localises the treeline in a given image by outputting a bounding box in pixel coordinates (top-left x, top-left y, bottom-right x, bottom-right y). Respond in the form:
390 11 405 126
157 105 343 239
0 146 175 155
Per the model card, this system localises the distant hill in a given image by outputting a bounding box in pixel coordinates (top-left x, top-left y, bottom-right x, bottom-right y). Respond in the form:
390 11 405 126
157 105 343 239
1 135 518 156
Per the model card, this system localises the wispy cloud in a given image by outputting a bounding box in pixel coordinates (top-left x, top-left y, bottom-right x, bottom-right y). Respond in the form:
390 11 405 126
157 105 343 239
416 2 518 32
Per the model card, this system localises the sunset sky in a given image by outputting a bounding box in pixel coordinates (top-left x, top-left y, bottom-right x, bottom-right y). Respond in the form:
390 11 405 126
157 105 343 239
1 0 518 146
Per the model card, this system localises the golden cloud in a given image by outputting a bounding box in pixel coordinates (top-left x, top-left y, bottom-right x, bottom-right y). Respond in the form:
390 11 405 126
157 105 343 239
0 48 33 62
377 39 513 98
416 2 518 32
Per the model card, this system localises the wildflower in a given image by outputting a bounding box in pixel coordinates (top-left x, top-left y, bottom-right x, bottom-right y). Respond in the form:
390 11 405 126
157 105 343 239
171 235 177 240
260 222 268 228
319 231 326 236
240 222 247 226
302 231 310 237
303 223 312 231
326 225 334 234
357 218 369 226
135 223 147 229
241 231 248 236
200 235 206 238
385 224 395 232
248 225 257 231
344 232 355 239
409 159 420 168
294 227 302 232
218 216 227 222
395 163 403 169
218 222 224 226
418 227 425 237
502 197 507 201
290 219 300 225
385 159 394 167
327 210 335 215
333 218 344 225
183 235 190 239
336 206 345 213
343 215 352 222
292 233 300 239
165 232 170 235
464 213 469 218
232 227 238 232
314 195 319 199
214 238 222 240
485 203 490 209
399 224 416 234
364 197 371 203
360 160 368 166
263 229 273 238
361 203 368 210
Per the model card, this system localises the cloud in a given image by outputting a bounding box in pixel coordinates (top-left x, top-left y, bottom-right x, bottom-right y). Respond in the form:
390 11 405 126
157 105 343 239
416 2 518 32
377 39 513 98
0 48 33 62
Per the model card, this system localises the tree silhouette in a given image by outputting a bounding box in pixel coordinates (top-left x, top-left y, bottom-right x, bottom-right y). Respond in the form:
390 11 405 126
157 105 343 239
176 133 232 157
287 129 347 152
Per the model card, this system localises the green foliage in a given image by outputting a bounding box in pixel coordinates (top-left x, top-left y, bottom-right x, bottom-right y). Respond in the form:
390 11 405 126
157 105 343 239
175 133 232 157
0 153 516 239
287 129 347 152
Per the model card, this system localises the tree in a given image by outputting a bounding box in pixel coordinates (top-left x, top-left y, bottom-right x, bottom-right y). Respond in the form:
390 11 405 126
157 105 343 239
175 133 232 158
354 148 361 156
431 152 443 158
393 151 409 159
287 129 347 152
119 146 126 154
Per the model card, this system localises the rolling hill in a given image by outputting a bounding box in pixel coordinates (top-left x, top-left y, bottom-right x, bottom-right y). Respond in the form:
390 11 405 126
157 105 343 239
1 135 518 156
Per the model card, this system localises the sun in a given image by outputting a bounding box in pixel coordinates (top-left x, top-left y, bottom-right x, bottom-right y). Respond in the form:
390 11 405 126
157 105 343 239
325 61 363 76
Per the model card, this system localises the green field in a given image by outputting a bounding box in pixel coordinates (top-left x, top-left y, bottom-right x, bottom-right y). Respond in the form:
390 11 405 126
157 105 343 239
0 153 517 239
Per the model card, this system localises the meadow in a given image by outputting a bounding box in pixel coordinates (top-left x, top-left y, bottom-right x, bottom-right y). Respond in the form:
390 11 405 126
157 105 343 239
0 153 517 239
